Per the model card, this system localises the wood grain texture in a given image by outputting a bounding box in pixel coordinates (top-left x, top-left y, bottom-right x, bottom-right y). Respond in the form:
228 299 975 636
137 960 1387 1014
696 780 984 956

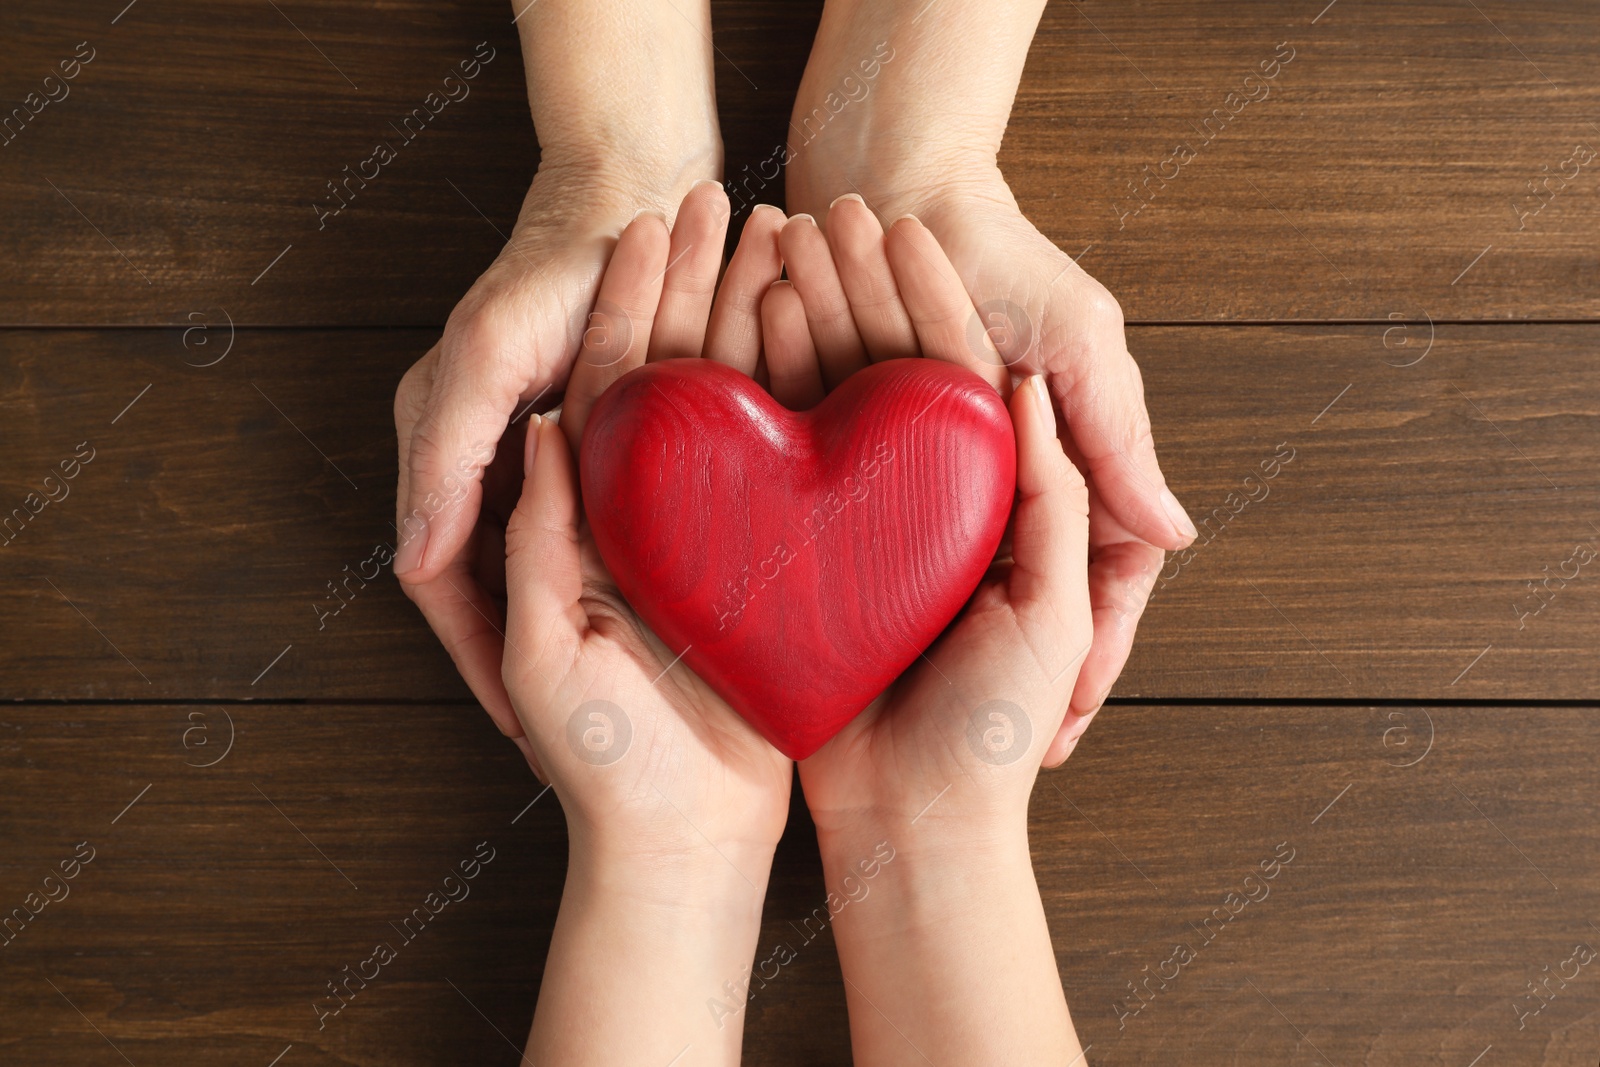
1008 0 1600 321
1124 322 1600 700
3 1 1598 324
0 704 1593 1065
0 0 817 326
0 328 461 700
3 1 1596 1062
2 325 1595 702
580 358 1015 759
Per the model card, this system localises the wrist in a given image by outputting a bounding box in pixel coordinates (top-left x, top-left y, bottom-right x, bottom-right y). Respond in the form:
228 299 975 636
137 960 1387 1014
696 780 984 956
533 137 721 219
813 798 1076 1061
524 144 721 234
568 821 778 914
518 1 722 215
783 0 1041 220
815 812 1033 937
532 812 775 1062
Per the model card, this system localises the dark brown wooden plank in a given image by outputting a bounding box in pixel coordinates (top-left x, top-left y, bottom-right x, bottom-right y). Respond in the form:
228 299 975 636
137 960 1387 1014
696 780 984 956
3 1 1598 325
0 704 1593 1065
3 324 1597 702
0 329 466 700
1124 321 1600 700
0 0 817 327
1010 0 1600 321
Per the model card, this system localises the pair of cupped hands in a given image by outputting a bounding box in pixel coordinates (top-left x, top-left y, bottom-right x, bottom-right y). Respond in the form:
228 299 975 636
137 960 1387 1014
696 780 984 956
396 182 1192 861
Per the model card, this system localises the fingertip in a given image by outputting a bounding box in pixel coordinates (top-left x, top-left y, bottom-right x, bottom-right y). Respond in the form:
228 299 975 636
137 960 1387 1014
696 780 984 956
494 694 527 739
393 513 430 578
687 177 728 201
1009 375 1055 454
679 178 731 230
395 484 478 585
1030 373 1054 431
511 734 546 782
523 412 542 478
622 209 672 256
747 203 787 234
1160 486 1199 546
1042 726 1082 769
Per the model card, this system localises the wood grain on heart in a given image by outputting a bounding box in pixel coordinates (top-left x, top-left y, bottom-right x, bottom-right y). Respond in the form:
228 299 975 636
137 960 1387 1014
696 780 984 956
580 358 1016 759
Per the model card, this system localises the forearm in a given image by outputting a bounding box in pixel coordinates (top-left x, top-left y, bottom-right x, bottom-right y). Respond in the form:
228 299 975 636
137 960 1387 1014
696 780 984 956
528 835 775 1065
788 0 1046 213
515 0 722 202
818 815 1080 1065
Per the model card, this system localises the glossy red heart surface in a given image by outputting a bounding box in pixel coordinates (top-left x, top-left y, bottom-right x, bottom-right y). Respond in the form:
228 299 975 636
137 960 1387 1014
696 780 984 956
580 358 1016 759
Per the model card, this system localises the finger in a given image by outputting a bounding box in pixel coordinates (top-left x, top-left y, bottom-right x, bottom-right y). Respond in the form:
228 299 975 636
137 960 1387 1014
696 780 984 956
648 180 731 362
761 281 826 410
885 216 1010 393
1043 271 1197 551
404 523 523 738
703 204 785 375
393 332 517 583
1006 375 1092 682
779 213 868 388
825 194 918 361
511 733 549 786
559 212 671 447
503 414 584 701
392 345 435 573
1040 537 1164 767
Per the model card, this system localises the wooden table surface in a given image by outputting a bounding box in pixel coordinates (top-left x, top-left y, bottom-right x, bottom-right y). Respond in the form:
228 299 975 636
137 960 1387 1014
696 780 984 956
3 1 1597 1064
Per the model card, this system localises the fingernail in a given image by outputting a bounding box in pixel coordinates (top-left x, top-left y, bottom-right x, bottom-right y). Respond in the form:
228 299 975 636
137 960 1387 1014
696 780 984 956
893 213 922 228
1031 375 1053 425
1160 486 1198 541
393 517 429 577
629 207 666 223
751 203 786 218
690 177 724 191
789 213 817 227
828 192 866 210
1065 704 1101 744
524 413 541 478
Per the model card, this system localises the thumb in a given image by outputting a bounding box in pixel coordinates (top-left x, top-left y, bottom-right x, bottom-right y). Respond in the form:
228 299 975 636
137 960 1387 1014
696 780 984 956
502 414 583 698
393 309 544 582
1007 375 1092 685
1046 302 1196 551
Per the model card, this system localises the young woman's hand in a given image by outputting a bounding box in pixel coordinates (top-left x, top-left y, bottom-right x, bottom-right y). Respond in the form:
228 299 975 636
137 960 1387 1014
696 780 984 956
762 200 1090 1063
500 183 796 1066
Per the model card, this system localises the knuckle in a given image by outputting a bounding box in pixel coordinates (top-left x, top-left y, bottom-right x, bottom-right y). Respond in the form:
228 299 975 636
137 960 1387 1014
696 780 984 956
394 353 435 429
1080 279 1125 332
444 302 515 376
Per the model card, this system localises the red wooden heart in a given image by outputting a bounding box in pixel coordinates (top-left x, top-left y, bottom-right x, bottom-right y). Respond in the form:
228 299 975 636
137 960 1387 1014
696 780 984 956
579 358 1016 759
